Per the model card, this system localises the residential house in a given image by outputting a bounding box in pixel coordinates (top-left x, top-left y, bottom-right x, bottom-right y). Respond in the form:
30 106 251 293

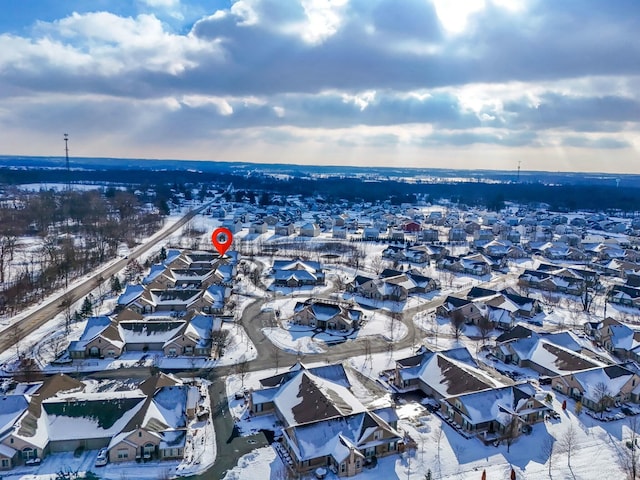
299 223 320 237
437 255 493 276
403 220 422 233
107 374 193 463
393 346 499 397
552 365 640 412
444 384 552 437
518 267 589 296
248 363 402 477
333 226 348 239
595 317 640 361
0 394 30 470
221 218 243 234
292 299 363 331
272 259 325 287
607 285 640 309
249 221 268 234
68 314 221 359
275 222 296 236
421 228 440 242
492 332 601 377
349 269 438 303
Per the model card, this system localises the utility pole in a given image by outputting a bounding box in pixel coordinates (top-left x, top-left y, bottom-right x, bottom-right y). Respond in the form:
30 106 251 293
64 133 70 190
517 159 521 183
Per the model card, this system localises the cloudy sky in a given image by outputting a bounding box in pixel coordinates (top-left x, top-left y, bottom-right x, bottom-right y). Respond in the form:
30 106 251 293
0 0 638 173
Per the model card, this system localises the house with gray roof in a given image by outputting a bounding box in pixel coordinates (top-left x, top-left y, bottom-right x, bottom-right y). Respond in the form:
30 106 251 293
248 363 402 477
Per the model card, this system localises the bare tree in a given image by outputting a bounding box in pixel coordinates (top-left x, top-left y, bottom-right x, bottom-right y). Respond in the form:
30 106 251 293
211 330 229 360
236 357 249 390
274 346 281 374
334 274 347 293
593 381 611 418
10 326 22 358
540 435 555 478
60 294 74 334
363 337 373 369
13 356 43 383
504 415 520 453
450 309 465 341
371 255 384 275
478 315 493 345
433 424 444 479
559 421 578 468
619 417 640 480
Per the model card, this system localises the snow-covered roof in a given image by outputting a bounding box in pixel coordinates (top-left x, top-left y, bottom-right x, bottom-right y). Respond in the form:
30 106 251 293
159 429 187 450
143 386 188 430
77 316 112 342
570 365 636 402
142 264 168 285
274 371 366 427
117 284 146 306
287 411 400 462
43 394 147 441
453 385 537 426
417 351 500 398
0 395 29 437
120 321 186 344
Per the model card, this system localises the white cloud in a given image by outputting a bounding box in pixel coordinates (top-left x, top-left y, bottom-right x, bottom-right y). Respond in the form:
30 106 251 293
341 90 376 111
139 0 180 7
181 95 234 115
1 12 218 76
299 0 349 44
230 1 259 26
431 0 486 34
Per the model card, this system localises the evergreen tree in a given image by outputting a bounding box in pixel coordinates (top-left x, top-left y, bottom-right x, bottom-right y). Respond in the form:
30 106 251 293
110 275 122 294
81 297 93 318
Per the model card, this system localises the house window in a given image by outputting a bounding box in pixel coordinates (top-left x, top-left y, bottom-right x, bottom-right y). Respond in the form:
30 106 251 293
356 460 361 469
138 431 142 437
1 459 9 467
143 443 155 458
117 449 129 459
107 349 116 357
168 348 177 356
185 346 193 354
389 441 397 451
341 463 346 473
374 430 382 440
22 448 36 460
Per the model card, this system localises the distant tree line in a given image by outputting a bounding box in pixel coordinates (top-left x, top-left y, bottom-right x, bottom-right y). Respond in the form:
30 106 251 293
1 166 639 214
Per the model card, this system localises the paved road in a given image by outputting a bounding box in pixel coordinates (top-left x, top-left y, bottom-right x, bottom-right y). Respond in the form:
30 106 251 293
0 201 213 355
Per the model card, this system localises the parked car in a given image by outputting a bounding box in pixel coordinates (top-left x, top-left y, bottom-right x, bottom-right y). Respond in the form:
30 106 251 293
95 448 108 467
424 398 441 413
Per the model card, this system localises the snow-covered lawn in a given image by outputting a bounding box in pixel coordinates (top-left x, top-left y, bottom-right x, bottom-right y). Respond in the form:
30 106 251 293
256 292 410 355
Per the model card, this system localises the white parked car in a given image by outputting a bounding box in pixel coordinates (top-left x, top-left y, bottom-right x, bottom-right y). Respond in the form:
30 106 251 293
95 448 108 467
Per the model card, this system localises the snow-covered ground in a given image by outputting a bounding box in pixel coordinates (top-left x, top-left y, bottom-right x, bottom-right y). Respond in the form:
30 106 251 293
256 295 407 355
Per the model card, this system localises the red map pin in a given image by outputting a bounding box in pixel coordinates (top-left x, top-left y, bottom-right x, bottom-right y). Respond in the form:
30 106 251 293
211 227 233 256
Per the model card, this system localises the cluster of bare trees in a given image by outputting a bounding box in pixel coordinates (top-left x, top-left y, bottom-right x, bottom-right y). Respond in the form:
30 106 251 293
0 189 164 315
